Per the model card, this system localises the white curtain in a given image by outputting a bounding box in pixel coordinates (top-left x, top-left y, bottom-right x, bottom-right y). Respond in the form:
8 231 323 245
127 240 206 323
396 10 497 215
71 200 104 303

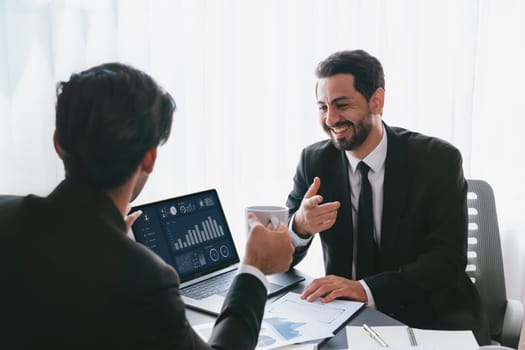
1 0 524 345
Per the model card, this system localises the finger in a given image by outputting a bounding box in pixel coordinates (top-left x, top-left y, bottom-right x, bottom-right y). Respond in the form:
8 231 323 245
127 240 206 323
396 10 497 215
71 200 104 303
306 285 332 302
315 207 340 222
320 289 340 303
317 215 337 228
125 210 142 229
304 194 324 209
247 212 263 229
318 201 341 212
300 278 326 299
321 205 340 216
303 177 321 199
300 282 317 299
301 286 317 301
316 219 336 232
273 222 289 234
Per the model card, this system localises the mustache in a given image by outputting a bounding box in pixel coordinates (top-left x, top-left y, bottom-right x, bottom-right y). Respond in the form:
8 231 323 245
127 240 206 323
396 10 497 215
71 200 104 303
324 121 354 129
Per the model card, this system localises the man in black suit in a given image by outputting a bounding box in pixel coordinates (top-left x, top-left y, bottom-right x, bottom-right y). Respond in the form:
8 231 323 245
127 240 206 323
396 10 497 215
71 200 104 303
0 63 293 349
286 50 490 345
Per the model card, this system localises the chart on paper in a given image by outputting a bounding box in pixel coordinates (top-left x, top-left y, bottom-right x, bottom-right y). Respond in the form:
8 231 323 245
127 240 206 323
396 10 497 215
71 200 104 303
265 292 363 333
267 298 346 324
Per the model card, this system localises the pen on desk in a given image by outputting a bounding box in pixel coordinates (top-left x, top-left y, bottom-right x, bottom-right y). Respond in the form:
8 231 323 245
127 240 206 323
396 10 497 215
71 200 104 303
362 323 389 347
407 326 418 346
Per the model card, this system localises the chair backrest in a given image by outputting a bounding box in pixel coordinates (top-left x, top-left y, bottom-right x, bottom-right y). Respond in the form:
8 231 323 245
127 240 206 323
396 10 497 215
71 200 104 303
466 179 507 340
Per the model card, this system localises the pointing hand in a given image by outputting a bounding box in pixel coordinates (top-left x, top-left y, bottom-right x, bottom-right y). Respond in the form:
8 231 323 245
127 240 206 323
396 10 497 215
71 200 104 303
293 177 340 237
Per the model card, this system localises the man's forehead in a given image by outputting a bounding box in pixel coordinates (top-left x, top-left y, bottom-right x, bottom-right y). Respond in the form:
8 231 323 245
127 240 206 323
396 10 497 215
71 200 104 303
317 96 351 104
316 74 357 102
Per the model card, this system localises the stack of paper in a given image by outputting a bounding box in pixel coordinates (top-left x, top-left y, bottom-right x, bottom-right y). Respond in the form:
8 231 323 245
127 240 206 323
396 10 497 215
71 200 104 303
345 325 479 350
195 292 363 349
255 292 363 348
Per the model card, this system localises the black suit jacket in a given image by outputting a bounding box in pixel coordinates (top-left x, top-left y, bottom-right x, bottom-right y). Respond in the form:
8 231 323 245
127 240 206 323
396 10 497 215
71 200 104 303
286 123 490 345
0 179 266 349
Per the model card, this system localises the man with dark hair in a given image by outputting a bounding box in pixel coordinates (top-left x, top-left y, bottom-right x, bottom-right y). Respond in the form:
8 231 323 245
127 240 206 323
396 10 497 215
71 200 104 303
286 50 490 344
0 62 293 349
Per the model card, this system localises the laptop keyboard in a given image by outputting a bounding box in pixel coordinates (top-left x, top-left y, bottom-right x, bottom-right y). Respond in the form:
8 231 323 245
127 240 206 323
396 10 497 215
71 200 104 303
180 271 236 300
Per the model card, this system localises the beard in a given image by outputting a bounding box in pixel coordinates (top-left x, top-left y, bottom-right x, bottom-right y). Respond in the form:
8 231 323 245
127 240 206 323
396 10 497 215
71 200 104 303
324 116 373 151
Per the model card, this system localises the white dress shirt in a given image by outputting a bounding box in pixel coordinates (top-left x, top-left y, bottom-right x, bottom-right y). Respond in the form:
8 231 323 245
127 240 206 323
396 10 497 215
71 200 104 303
238 264 269 292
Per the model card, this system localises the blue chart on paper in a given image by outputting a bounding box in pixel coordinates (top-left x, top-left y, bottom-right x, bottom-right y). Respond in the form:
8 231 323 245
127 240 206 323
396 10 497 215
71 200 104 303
257 335 276 347
264 317 306 340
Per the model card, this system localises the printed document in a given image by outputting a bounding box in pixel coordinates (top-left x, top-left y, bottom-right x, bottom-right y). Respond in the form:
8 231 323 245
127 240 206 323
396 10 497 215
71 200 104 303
266 292 364 334
195 292 363 349
345 325 479 350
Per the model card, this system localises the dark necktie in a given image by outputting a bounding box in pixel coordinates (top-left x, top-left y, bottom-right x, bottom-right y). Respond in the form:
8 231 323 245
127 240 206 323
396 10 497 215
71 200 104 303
356 161 378 280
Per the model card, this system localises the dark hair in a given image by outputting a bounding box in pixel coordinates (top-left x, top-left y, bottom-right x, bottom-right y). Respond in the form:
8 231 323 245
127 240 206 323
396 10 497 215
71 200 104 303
315 50 385 101
55 62 176 189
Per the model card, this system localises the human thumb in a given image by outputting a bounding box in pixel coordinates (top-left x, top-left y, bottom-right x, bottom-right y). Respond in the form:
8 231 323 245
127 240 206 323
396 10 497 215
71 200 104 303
304 177 321 199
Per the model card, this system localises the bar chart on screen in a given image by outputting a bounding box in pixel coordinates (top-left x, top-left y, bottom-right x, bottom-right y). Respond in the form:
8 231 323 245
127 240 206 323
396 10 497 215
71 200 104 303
167 216 226 251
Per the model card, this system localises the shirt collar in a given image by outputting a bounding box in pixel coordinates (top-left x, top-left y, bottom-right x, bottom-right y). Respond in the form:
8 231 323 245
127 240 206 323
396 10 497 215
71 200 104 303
345 124 388 173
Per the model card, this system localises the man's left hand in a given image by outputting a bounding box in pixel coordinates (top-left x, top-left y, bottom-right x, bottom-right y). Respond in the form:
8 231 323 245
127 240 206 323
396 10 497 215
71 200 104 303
300 275 367 303
124 205 142 232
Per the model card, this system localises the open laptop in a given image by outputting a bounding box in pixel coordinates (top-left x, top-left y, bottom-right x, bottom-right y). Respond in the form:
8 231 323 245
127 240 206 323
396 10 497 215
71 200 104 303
130 189 304 315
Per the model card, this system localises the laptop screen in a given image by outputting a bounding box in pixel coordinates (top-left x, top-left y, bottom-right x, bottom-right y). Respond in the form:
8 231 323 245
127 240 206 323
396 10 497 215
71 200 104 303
130 189 240 282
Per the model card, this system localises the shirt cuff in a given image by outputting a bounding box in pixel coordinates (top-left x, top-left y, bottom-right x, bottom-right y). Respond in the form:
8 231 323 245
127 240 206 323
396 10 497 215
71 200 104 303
238 263 269 292
359 279 376 308
288 213 314 247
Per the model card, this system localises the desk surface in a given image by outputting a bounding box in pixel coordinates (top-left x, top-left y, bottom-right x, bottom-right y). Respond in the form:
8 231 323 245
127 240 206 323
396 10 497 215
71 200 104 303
186 271 403 349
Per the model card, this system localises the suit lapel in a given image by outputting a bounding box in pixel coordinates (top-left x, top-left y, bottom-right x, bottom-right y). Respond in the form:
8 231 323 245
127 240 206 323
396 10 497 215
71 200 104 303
380 124 411 268
318 146 354 278
337 150 352 229
319 144 352 223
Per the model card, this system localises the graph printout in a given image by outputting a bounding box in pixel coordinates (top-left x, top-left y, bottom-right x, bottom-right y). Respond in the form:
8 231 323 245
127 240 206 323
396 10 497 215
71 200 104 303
195 292 363 349
265 292 364 334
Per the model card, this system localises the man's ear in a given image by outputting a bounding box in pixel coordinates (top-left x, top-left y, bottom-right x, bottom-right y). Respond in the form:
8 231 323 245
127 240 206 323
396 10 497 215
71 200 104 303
141 147 158 174
53 130 64 159
370 87 385 115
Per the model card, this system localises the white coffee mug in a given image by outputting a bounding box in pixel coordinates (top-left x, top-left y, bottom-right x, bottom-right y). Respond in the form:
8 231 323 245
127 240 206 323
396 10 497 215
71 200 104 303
245 205 289 232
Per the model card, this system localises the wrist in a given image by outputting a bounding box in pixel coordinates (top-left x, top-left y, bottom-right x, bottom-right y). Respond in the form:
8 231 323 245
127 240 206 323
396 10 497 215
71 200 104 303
295 231 312 239
242 256 260 271
292 213 311 238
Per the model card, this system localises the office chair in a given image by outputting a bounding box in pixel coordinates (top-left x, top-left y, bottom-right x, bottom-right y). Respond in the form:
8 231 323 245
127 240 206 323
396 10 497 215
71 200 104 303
466 179 524 349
